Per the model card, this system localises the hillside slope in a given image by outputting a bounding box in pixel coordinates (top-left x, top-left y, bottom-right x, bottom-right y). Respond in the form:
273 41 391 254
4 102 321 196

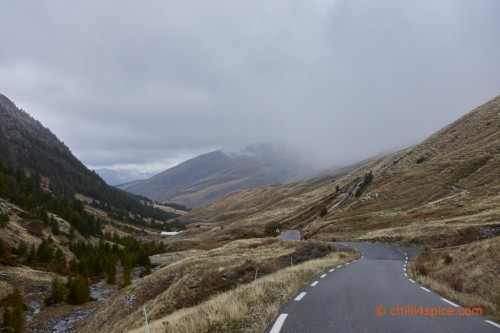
119 144 313 208
186 95 500 246
0 93 173 221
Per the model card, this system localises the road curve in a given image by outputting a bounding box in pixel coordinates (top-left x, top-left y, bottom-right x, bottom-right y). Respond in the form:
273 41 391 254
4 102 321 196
265 242 499 333
279 230 301 241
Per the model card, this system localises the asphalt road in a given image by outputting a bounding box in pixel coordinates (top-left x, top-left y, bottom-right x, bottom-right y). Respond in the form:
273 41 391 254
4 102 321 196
279 230 301 240
265 242 499 333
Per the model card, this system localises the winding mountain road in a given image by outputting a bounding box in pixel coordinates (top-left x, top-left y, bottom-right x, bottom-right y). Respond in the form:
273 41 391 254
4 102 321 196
266 242 499 332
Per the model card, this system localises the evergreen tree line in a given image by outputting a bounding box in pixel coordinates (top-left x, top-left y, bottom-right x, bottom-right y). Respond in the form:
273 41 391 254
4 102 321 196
0 165 102 237
0 163 177 233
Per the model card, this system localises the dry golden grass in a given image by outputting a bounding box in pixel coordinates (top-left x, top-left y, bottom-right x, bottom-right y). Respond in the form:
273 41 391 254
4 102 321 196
184 96 500 248
126 250 358 333
408 236 500 322
76 239 356 333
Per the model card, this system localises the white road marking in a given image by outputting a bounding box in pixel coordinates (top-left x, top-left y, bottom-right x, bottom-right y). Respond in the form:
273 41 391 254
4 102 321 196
311 281 319 287
320 274 327 278
404 268 406 272
337 265 342 268
403 252 407 256
361 256 364 258
295 292 307 301
270 313 288 333
345 263 350 265
409 279 416 283
329 269 335 272
441 298 459 307
421 287 431 292
485 320 500 329
404 273 408 277
404 264 407 268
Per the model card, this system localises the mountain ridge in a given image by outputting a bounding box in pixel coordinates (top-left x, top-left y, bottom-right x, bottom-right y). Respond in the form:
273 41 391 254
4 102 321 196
0 93 175 222
118 144 315 208
185 94 500 245
97 168 155 186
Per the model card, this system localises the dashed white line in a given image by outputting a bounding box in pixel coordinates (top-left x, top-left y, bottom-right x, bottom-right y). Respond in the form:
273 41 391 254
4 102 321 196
320 274 327 278
329 268 335 272
485 320 500 329
311 281 319 287
294 292 307 301
270 313 288 333
337 265 342 268
440 298 459 307
409 279 416 283
421 287 431 292
345 263 350 265
404 273 408 277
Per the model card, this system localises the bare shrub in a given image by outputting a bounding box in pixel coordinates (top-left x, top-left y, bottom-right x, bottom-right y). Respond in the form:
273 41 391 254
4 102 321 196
443 273 463 292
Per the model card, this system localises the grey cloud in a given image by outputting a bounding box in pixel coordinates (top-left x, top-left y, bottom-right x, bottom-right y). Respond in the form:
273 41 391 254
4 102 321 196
1 0 499 172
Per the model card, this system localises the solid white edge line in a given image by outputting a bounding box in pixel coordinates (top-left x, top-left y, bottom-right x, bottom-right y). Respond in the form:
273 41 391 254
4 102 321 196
320 274 327 278
311 281 319 287
409 279 415 283
421 287 431 292
270 313 288 333
294 292 307 301
441 298 459 307
485 320 500 329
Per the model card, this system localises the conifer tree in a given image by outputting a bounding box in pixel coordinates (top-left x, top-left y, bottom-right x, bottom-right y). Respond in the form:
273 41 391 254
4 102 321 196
1 287 26 333
44 277 67 305
66 276 90 305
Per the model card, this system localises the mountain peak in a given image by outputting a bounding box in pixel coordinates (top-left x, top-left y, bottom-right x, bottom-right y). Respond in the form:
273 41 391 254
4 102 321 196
119 143 314 208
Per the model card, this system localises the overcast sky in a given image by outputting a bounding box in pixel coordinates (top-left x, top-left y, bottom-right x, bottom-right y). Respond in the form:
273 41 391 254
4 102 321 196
1 0 499 173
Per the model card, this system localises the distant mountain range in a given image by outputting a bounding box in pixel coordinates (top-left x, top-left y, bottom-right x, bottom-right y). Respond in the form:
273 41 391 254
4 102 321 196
118 144 315 208
97 168 155 186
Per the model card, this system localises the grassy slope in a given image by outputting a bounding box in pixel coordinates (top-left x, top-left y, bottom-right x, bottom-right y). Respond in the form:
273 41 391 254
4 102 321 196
408 236 500 322
0 196 163 331
127 250 358 333
76 239 357 333
169 95 500 326
187 95 500 246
